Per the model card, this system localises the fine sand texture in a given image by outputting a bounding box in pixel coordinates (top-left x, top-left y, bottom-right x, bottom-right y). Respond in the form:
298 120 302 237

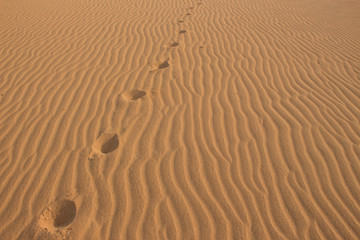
1 0 360 239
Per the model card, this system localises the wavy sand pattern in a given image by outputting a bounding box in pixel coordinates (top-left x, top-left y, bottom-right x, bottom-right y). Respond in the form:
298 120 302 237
1 0 360 239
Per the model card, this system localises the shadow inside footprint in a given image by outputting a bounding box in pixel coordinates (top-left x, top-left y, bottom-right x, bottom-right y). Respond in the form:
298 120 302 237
123 90 147 101
39 200 76 230
158 60 169 69
179 30 187 34
101 135 119 153
150 59 170 72
89 132 119 159
169 41 179 47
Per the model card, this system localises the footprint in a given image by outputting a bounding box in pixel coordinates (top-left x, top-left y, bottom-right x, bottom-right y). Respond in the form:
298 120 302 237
123 90 147 101
89 132 119 159
158 60 170 69
168 40 179 48
186 13 191 16
38 199 76 230
179 30 187 34
178 20 184 24
150 59 170 71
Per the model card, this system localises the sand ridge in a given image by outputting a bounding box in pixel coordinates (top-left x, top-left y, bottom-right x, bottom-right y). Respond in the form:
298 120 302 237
0 0 360 239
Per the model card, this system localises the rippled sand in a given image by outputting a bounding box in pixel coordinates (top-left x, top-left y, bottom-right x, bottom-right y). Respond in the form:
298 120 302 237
1 0 360 239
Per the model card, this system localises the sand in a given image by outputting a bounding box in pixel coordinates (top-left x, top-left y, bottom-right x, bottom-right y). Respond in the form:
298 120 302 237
1 0 360 239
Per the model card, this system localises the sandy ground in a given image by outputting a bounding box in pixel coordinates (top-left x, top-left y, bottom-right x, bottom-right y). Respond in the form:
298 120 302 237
1 0 360 239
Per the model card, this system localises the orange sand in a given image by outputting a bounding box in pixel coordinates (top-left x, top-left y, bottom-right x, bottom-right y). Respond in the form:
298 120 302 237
1 0 360 239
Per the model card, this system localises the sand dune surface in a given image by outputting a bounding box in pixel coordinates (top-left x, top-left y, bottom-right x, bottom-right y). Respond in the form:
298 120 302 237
1 0 360 239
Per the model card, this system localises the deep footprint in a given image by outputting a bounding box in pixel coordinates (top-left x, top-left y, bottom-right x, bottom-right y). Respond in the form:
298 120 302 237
101 134 119 153
169 41 179 47
151 59 170 71
158 60 169 69
123 90 147 101
89 132 119 159
38 200 76 230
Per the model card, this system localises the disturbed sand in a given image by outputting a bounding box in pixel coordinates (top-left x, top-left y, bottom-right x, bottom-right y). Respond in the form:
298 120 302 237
1 0 360 239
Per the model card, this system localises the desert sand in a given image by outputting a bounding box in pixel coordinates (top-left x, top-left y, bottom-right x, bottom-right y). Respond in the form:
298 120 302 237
1 0 360 239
